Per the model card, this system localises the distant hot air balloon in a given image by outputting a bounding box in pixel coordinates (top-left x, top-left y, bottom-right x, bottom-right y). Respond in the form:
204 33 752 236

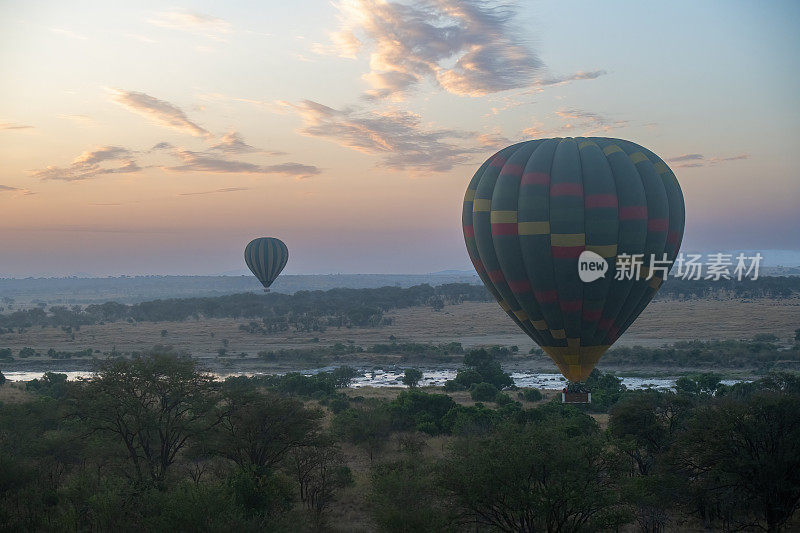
463 138 685 383
244 237 288 292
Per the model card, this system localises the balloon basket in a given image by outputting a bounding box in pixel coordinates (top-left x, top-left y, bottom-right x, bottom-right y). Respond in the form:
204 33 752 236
263 288 270 293
562 391 592 404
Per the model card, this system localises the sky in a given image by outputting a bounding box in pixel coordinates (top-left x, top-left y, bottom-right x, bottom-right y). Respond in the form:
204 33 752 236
1 0 798 277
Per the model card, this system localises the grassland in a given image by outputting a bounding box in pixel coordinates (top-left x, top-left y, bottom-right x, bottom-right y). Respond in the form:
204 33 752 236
1 297 797 377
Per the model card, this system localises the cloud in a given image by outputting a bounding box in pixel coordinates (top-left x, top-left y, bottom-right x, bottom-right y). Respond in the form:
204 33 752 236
0 185 35 195
325 0 543 98
209 131 257 153
534 69 607 87
31 146 142 181
710 154 749 164
280 99 490 172
58 114 95 125
151 141 174 151
208 131 287 156
668 153 750 168
111 89 210 137
178 187 251 196
0 122 34 130
49 28 88 40
164 150 320 178
147 10 232 41
668 154 704 162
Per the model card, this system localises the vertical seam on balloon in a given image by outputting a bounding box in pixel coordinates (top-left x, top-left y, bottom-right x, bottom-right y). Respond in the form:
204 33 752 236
592 137 620 346
612 140 651 343
546 138 563 345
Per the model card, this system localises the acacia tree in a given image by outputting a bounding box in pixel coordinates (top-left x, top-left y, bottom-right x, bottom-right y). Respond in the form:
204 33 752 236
670 391 800 532
439 417 629 532
212 385 322 472
609 390 693 475
291 438 352 528
72 353 219 484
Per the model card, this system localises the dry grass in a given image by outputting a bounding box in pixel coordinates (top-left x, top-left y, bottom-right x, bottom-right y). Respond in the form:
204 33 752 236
1 299 796 361
0 382 33 404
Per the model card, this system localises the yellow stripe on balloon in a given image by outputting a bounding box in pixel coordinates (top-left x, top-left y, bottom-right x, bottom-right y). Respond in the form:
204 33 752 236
551 233 585 247
472 198 491 212
518 221 550 235
490 210 517 223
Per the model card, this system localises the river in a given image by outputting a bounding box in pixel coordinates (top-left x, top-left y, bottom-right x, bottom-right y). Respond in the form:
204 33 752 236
2 368 746 391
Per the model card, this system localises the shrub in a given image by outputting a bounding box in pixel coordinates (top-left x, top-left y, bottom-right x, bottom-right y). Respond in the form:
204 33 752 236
402 368 423 388
470 382 498 402
518 388 543 402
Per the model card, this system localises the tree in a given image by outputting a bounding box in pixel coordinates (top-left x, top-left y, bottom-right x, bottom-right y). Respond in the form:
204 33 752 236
72 353 219 484
402 368 423 388
332 405 392 463
370 457 450 532
609 390 693 475
0 370 5 386
439 415 628 532
331 365 358 388
291 439 353 528
469 382 497 402
671 391 800 531
445 348 512 390
213 386 322 471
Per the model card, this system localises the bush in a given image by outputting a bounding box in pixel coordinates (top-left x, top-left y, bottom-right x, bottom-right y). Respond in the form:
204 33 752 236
388 389 457 435
445 348 513 391
402 368 423 388
470 382 498 402
518 388 543 402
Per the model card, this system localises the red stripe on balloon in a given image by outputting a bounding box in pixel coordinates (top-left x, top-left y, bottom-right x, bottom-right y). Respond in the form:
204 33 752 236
520 172 550 186
463 225 474 238
667 231 680 246
490 155 506 168
560 300 582 312
500 163 524 176
582 309 603 321
488 269 505 283
491 223 518 236
648 218 669 231
508 279 532 293
551 183 583 196
552 246 585 259
585 194 618 208
619 206 647 220
535 290 559 303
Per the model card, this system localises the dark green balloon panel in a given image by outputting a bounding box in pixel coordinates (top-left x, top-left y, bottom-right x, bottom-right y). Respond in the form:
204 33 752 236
463 138 685 382
244 238 288 289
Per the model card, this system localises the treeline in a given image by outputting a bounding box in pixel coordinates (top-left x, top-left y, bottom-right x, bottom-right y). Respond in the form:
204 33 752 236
654 275 800 300
1 350 798 531
601 335 800 370
0 283 490 330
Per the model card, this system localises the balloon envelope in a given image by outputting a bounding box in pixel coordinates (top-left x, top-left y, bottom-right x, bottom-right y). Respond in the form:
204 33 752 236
244 237 289 289
463 137 685 382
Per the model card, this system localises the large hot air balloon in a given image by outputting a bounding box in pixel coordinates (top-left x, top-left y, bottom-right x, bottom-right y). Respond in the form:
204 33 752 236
244 237 288 291
463 137 685 383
